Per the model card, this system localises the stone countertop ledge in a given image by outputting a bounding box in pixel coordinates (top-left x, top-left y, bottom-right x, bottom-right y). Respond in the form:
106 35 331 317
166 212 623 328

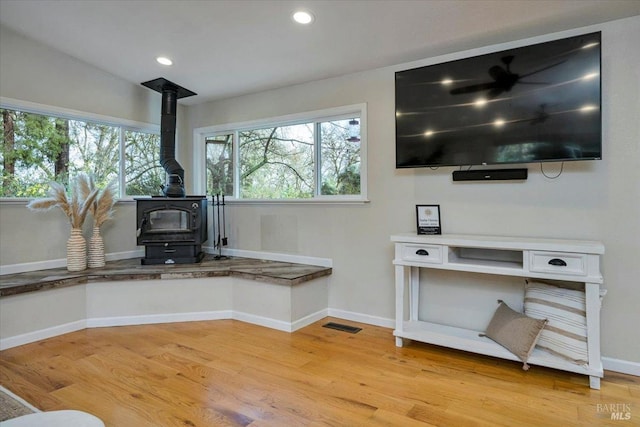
0 255 332 297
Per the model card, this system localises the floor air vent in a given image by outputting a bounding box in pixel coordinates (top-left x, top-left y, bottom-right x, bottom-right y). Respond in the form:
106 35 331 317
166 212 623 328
322 322 362 334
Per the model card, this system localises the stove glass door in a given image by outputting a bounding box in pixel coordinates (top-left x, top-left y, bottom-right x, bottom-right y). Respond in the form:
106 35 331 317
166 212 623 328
148 209 189 233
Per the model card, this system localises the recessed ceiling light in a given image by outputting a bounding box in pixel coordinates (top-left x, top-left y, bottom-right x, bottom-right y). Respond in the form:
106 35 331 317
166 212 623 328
156 56 173 66
292 10 314 24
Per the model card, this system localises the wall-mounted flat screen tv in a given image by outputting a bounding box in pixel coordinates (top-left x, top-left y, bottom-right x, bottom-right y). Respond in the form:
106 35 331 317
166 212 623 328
395 32 601 168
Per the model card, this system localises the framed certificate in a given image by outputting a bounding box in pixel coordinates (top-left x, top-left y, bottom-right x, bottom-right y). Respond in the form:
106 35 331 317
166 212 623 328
416 205 441 235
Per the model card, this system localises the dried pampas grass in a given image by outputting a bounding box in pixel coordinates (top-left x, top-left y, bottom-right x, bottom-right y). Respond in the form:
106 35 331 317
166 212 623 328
77 174 117 228
93 185 116 227
76 174 93 202
26 182 70 214
27 174 99 229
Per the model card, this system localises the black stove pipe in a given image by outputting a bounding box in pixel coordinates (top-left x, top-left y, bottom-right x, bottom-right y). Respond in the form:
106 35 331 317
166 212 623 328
160 87 185 197
141 78 197 198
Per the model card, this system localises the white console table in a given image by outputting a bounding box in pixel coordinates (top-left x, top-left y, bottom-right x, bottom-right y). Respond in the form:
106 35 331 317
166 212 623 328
391 233 605 389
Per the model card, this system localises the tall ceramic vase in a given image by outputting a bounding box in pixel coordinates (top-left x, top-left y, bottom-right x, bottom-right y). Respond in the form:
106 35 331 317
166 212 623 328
88 226 105 268
67 228 87 271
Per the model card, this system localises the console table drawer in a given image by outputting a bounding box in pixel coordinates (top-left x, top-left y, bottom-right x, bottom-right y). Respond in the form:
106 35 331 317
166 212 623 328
529 251 587 276
400 244 443 264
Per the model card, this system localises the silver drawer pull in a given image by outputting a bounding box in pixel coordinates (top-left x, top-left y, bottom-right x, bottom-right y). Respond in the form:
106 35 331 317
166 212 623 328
548 258 567 266
416 249 429 256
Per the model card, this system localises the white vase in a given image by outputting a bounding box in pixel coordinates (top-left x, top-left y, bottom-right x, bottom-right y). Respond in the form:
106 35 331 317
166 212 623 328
88 226 105 268
67 228 87 271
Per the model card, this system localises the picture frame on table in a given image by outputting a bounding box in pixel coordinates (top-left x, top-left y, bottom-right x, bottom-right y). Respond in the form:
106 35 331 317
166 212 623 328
416 204 441 235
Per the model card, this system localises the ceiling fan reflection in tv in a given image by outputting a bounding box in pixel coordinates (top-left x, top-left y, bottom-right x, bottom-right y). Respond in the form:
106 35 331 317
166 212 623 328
395 31 602 175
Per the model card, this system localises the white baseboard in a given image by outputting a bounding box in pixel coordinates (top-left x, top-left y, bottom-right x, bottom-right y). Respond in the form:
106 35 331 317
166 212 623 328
86 310 233 328
106 249 145 262
0 258 66 275
230 309 330 333
603 357 640 377
327 308 395 329
291 309 329 332
0 310 330 351
0 249 144 275
214 248 332 268
0 320 86 351
231 311 294 332
325 309 640 378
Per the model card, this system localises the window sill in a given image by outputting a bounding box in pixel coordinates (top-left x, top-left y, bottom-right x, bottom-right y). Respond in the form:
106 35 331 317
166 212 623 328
0 198 31 205
221 197 370 206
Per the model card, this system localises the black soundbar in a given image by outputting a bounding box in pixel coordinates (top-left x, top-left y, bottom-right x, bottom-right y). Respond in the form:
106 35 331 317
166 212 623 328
452 168 528 181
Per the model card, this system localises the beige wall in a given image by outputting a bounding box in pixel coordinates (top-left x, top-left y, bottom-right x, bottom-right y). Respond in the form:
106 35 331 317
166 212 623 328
0 286 87 339
187 17 640 363
1 17 638 363
0 26 158 125
0 201 138 266
1 276 329 347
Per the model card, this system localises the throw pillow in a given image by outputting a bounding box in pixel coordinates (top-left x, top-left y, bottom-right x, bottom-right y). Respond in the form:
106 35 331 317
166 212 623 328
524 280 588 365
483 300 547 370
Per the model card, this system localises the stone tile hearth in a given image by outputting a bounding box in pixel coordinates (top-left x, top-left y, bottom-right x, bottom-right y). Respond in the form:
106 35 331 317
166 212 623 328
0 255 332 297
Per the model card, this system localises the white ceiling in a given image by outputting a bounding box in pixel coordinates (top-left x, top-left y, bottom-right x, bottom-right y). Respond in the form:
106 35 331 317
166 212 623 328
1 0 639 106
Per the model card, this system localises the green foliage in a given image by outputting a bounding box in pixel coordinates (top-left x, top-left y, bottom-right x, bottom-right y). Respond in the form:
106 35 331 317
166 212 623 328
2 109 65 196
1 108 161 198
2 106 363 200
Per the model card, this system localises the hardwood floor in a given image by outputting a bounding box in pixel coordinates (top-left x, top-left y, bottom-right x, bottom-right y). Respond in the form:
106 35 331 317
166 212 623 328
1 318 638 426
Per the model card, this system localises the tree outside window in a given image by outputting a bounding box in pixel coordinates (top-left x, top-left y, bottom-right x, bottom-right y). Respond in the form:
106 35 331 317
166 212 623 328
239 124 314 199
320 118 361 196
125 130 163 196
1 108 161 198
205 134 233 196
204 111 362 200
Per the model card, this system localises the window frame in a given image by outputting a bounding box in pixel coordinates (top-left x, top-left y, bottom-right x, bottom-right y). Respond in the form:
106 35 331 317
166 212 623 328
0 97 160 202
193 103 368 204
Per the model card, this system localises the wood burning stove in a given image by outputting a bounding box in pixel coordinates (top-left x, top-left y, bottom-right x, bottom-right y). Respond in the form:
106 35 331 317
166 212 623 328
136 196 207 265
137 78 208 265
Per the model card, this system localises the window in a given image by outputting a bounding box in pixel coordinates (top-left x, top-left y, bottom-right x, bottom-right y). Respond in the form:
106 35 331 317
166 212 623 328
1 106 160 198
199 104 367 201
205 134 233 196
